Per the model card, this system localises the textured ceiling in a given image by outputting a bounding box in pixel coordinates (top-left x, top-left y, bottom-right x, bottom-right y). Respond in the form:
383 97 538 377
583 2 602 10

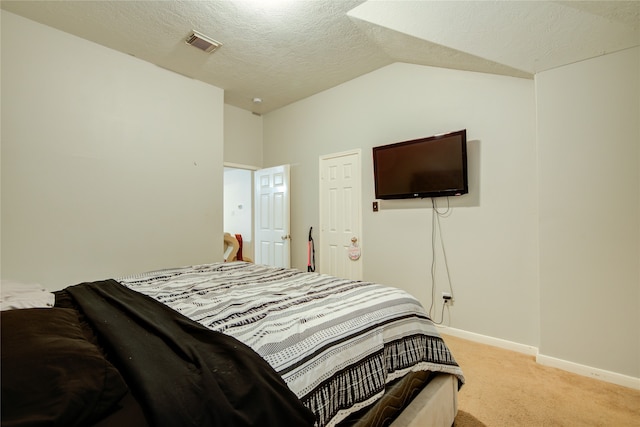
2 1 638 115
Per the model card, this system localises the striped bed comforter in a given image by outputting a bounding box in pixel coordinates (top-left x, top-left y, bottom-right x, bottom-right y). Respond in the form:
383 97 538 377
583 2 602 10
118 262 464 427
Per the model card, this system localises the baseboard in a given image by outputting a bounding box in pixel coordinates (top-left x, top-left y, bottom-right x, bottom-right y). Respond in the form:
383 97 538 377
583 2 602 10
536 354 640 390
439 326 538 356
439 326 640 390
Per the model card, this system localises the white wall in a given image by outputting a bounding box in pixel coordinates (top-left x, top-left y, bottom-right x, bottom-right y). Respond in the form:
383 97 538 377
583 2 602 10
537 47 639 378
224 104 263 167
1 11 225 289
263 63 539 348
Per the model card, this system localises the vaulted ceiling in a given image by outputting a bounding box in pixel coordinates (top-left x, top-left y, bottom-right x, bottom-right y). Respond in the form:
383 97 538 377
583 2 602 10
2 1 638 115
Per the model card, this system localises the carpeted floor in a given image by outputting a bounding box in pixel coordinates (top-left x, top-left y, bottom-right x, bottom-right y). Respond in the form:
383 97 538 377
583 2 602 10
441 334 640 426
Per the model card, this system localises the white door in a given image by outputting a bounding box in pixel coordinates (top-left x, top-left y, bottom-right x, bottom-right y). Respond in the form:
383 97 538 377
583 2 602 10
319 150 362 280
254 165 291 268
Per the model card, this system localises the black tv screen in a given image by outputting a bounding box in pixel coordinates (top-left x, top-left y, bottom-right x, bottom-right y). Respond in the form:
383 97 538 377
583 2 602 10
373 129 468 199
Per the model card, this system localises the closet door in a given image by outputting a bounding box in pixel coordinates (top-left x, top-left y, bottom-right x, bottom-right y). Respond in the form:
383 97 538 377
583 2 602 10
319 150 362 280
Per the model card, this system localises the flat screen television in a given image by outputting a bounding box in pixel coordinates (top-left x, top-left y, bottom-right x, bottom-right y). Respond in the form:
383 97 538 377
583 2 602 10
373 129 468 199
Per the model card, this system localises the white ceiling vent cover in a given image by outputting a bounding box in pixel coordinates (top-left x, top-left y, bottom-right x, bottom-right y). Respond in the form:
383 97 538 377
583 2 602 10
185 31 222 53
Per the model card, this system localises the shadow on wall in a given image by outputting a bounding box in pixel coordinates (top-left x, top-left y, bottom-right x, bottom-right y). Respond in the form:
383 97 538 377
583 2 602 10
378 139 481 210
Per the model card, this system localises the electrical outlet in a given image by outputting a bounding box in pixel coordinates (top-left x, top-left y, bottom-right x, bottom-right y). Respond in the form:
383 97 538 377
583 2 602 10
442 292 453 305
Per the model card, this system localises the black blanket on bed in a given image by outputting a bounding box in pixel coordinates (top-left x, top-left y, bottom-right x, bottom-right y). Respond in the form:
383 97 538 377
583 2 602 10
61 280 315 427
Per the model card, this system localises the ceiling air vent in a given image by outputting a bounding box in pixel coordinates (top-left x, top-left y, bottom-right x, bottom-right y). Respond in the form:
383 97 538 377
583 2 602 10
185 31 222 53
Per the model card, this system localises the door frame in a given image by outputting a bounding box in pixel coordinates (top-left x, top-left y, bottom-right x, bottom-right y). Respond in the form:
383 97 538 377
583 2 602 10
223 162 291 268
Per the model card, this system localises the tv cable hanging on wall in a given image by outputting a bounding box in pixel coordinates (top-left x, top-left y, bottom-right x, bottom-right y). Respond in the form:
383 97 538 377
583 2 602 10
429 197 455 325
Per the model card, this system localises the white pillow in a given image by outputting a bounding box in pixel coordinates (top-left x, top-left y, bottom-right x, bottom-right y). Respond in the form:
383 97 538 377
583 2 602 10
1 280 55 310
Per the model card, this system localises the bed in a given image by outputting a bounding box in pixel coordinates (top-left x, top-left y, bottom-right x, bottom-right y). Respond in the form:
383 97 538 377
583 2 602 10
1 262 464 427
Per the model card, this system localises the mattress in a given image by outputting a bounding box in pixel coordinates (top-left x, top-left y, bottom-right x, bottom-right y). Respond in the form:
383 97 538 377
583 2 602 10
119 262 465 426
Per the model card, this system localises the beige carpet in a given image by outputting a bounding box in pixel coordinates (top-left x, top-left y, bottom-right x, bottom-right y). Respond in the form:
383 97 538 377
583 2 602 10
441 334 640 426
